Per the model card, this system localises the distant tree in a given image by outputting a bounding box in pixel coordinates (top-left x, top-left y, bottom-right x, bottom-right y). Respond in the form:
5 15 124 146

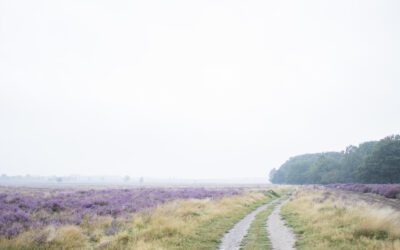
124 175 130 182
270 135 400 184
311 153 342 184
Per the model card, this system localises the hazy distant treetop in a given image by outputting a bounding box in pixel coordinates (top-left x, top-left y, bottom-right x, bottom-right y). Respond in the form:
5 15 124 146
270 135 400 184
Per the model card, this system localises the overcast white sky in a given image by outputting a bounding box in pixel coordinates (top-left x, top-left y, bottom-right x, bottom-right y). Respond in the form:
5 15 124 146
1 0 399 179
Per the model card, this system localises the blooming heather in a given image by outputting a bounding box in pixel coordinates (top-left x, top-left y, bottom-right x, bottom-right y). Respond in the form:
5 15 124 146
0 188 240 237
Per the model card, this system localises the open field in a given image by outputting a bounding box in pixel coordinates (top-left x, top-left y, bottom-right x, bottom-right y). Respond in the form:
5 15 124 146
2 185 400 249
0 186 285 249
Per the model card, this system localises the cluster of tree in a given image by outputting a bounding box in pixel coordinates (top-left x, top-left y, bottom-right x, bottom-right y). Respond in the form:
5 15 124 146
269 135 400 184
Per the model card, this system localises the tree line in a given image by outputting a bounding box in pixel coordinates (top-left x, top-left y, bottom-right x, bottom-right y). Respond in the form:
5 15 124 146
269 135 400 184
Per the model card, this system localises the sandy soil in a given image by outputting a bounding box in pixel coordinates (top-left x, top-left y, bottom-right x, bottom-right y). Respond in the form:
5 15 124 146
266 199 296 250
219 199 280 250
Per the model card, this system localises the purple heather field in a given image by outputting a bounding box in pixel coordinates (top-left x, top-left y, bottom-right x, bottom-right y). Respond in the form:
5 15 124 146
327 183 400 199
0 187 241 238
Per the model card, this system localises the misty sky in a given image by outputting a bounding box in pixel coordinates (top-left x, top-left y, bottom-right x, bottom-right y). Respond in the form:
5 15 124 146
1 0 400 179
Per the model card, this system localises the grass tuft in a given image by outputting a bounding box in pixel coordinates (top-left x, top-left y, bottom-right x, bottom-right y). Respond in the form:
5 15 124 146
353 228 389 240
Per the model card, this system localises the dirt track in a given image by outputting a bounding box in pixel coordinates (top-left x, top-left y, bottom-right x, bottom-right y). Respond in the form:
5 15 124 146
219 199 280 250
219 197 296 250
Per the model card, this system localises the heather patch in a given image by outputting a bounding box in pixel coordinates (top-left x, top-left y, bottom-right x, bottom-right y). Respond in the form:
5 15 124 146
0 187 240 238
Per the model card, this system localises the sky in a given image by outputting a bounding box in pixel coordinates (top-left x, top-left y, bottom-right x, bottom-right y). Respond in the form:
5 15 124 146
1 0 400 179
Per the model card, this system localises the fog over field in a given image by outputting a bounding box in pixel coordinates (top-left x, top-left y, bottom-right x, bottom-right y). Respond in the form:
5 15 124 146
1 0 400 179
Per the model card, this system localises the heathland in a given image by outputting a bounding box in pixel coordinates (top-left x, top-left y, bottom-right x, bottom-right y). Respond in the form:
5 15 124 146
0 186 283 249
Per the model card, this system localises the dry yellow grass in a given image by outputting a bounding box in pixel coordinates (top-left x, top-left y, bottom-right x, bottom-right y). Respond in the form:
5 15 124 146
281 187 400 250
0 225 87 250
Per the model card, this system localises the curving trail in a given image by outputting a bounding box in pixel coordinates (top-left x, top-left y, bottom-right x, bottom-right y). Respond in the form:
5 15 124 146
219 199 279 250
266 199 296 250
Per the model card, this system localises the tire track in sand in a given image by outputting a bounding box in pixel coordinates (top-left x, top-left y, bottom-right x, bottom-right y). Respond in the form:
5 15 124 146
266 199 296 250
219 199 280 250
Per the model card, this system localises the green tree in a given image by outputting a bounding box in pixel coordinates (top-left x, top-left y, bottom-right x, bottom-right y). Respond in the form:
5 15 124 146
270 135 399 184
359 135 400 183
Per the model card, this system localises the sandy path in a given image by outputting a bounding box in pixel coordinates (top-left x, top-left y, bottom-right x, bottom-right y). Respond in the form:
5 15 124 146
266 199 296 250
219 199 279 250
